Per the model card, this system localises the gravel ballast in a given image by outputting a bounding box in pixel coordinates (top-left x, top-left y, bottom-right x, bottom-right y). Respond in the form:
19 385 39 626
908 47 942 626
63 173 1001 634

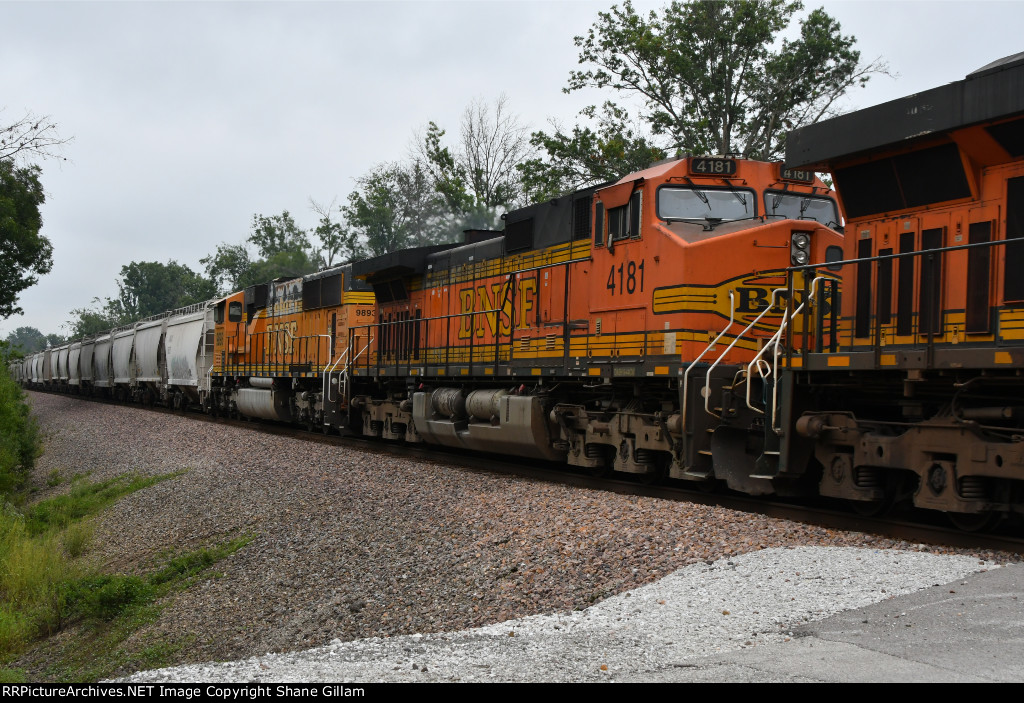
21 392 1021 680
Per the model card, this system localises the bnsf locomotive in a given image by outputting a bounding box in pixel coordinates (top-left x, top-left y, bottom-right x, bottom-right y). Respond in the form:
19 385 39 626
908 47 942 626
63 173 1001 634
13 54 1024 530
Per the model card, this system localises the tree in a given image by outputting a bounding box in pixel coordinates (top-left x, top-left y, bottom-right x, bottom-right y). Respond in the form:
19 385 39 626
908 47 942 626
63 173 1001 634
244 211 318 284
0 159 51 319
309 197 365 268
64 302 119 338
107 260 217 321
248 211 311 260
4 326 46 354
343 162 454 256
201 211 321 295
565 0 886 161
418 96 532 225
0 110 70 165
201 242 253 297
517 103 665 202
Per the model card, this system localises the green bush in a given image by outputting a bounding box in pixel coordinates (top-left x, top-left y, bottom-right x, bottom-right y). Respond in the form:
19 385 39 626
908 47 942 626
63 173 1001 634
63 575 153 621
0 367 39 495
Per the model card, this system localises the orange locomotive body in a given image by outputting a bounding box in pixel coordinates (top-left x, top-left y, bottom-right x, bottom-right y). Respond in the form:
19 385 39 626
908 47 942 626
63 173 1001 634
783 53 1024 528
208 264 374 429
344 156 842 485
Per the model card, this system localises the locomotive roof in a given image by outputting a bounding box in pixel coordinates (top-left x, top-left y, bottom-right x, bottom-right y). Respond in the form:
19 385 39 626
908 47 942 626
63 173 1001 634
352 243 460 282
785 52 1024 170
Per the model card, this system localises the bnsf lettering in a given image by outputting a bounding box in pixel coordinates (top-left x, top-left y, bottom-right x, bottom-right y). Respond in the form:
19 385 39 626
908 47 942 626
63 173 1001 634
734 287 832 315
266 321 298 354
457 278 538 339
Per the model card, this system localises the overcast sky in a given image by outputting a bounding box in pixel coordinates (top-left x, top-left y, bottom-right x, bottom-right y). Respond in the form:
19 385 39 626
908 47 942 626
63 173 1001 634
3 0 1024 338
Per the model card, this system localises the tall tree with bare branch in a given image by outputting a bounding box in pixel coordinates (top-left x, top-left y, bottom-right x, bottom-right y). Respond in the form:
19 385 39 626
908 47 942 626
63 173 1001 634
0 110 70 165
418 95 531 229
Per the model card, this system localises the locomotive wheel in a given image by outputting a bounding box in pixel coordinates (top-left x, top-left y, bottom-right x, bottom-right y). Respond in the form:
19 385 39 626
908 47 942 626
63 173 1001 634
850 495 894 518
948 510 1000 533
694 479 718 493
638 465 666 485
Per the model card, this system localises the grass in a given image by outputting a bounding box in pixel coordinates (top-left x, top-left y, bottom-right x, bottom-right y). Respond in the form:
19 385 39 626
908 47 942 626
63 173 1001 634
0 468 252 682
24 472 186 535
32 536 251 682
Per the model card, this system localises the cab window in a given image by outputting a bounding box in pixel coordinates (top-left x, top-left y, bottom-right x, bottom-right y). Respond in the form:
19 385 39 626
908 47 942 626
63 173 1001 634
228 301 242 322
658 186 755 222
763 191 840 226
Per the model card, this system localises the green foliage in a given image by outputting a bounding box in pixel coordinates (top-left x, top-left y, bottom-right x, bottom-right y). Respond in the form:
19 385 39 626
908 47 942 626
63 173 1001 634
343 161 457 256
12 532 251 681
61 522 92 559
64 260 215 336
248 211 310 260
564 0 884 161
310 206 364 269
0 506 83 651
0 668 27 683
3 327 45 355
107 260 216 321
0 368 39 496
61 574 153 621
201 211 320 296
5 328 66 356
238 250 316 289
518 103 666 202
200 242 253 297
0 159 51 319
0 470 252 680
63 303 118 339
418 96 531 221
148 536 252 586
24 472 182 536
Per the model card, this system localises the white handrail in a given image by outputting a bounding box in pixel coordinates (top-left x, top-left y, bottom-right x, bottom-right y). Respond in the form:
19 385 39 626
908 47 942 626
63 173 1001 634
681 290 736 460
703 287 788 418
738 276 826 433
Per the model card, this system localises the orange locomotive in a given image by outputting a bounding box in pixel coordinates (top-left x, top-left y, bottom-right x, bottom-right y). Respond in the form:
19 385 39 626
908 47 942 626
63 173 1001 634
207 264 374 430
783 53 1024 529
343 156 842 488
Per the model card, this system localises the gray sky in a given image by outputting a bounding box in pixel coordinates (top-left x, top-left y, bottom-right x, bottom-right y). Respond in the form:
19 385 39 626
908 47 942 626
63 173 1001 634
3 0 1023 339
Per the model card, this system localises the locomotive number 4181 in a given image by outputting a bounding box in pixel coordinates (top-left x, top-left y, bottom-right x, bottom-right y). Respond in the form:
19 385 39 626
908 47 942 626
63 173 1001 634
607 259 645 296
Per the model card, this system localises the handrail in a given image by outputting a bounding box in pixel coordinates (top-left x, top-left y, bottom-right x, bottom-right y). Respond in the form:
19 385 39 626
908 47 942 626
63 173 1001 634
680 290 735 463
743 276 827 417
703 287 788 418
324 344 350 403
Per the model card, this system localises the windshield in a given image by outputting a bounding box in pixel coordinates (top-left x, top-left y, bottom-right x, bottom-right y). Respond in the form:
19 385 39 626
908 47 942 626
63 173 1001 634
658 187 756 222
763 192 840 226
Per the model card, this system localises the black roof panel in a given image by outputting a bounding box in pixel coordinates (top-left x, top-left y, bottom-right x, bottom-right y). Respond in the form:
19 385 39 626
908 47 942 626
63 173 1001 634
786 53 1024 169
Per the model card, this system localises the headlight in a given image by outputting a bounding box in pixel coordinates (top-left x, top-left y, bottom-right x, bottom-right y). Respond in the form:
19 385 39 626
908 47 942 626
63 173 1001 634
791 231 812 266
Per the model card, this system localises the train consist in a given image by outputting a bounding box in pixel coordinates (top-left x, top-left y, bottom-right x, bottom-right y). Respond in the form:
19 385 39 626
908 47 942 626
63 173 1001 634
11 54 1024 530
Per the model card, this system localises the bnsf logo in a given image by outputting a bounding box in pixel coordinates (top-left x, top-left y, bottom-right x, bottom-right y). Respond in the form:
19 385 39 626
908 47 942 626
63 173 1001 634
733 286 833 315
653 273 837 331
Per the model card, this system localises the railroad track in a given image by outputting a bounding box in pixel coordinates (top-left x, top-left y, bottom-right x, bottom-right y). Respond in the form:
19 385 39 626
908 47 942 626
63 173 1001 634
27 389 1024 557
